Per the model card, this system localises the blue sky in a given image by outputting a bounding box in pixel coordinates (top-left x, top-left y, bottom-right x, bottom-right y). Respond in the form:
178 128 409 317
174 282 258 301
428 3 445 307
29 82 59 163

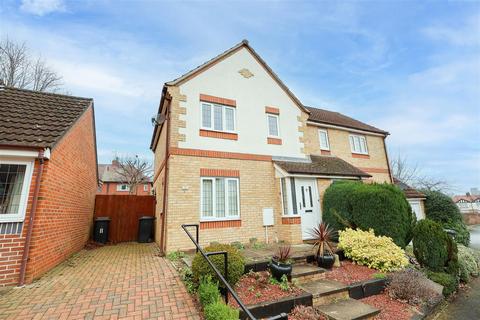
1 0 479 193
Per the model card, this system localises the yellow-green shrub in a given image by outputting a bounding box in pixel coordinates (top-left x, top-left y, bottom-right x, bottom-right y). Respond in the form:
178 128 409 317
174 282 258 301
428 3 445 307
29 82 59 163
338 228 409 272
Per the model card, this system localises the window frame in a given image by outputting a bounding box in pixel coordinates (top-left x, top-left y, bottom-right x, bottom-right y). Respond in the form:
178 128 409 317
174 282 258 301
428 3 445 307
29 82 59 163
318 129 330 151
266 114 280 138
143 184 149 192
0 158 34 223
349 134 369 155
200 102 236 133
116 184 130 192
200 177 240 221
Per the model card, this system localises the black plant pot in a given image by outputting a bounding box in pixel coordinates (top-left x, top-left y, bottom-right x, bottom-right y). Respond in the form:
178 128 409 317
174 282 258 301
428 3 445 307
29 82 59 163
317 254 335 269
269 259 292 281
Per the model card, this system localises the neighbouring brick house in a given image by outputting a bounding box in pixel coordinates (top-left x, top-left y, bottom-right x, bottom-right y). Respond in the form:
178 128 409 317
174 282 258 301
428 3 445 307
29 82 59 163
150 40 394 253
0 87 98 287
97 159 152 195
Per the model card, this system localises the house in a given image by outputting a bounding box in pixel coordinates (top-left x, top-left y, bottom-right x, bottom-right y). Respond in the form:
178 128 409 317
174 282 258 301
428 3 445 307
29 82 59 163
453 192 480 214
97 159 152 195
394 178 426 220
0 86 98 287
150 40 393 253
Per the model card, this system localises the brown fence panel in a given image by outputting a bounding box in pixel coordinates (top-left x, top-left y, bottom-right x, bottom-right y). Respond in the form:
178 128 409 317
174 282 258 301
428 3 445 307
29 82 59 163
94 195 156 243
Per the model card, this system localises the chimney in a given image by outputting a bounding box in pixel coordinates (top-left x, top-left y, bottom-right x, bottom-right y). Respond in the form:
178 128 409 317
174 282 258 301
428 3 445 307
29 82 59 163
112 158 120 167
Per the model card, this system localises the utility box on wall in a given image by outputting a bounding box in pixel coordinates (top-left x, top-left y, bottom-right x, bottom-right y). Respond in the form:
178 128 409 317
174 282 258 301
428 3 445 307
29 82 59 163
262 208 274 226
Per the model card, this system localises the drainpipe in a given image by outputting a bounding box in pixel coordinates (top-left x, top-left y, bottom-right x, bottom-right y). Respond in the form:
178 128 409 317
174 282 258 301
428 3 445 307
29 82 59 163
382 136 394 184
159 90 172 255
18 150 45 286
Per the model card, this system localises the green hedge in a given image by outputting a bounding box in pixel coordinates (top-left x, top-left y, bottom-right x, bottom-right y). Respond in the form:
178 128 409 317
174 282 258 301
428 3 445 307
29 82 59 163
422 190 470 246
413 219 449 272
427 271 458 297
204 301 239 320
323 181 416 248
198 276 221 307
192 243 245 287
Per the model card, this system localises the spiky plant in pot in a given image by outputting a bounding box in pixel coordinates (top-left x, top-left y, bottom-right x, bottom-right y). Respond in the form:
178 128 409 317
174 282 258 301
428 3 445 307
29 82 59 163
269 244 293 281
310 222 337 268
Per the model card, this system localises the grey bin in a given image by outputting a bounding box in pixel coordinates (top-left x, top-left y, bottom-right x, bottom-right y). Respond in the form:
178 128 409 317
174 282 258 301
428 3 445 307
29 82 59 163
138 216 156 243
94 217 110 244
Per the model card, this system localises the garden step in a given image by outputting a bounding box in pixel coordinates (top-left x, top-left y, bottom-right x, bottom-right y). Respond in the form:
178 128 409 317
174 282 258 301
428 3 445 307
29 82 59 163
291 263 325 283
299 279 349 306
317 298 380 320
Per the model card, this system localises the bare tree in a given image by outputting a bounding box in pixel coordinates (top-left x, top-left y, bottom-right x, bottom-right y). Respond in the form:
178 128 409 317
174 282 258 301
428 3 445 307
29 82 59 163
0 38 62 92
390 155 420 186
390 154 450 192
114 156 153 195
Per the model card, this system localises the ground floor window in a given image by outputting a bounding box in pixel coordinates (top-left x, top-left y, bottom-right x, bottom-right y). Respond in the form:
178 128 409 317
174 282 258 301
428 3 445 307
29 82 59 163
280 177 298 216
117 184 130 192
0 159 33 222
201 177 239 220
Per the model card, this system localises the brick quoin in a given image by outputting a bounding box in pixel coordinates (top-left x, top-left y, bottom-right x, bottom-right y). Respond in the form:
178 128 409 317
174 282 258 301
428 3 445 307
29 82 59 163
0 107 97 287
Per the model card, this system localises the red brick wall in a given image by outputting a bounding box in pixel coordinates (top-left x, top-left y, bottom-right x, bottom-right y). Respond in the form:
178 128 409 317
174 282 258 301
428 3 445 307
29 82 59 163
0 228 25 286
97 182 152 196
23 107 98 283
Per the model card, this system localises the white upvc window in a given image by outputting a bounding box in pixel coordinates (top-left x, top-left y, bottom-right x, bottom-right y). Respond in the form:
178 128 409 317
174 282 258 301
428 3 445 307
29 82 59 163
0 159 34 222
279 177 298 216
267 114 280 137
318 129 330 150
117 184 130 192
201 177 240 220
143 184 149 192
201 102 236 133
349 134 368 155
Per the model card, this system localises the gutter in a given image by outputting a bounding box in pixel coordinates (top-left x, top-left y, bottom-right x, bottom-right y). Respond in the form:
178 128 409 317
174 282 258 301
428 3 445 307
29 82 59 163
18 149 46 286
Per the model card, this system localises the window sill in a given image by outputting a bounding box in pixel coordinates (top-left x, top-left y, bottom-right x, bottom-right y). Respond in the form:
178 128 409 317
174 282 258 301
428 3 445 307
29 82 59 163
267 137 282 145
200 129 238 140
352 153 370 159
200 219 242 229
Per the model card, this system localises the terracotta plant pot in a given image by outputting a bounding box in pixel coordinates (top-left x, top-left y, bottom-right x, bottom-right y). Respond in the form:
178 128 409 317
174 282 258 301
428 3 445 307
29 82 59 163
317 254 335 269
269 259 292 281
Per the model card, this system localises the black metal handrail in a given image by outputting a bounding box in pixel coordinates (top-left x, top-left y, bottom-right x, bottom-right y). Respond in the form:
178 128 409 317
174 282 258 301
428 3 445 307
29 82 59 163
181 224 288 320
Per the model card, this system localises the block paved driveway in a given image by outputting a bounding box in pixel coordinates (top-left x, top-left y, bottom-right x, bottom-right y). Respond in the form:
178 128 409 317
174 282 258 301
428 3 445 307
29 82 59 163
0 243 201 320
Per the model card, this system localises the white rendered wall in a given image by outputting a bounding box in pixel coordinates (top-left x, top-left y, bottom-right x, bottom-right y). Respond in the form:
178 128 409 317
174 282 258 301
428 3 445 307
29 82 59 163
178 47 306 159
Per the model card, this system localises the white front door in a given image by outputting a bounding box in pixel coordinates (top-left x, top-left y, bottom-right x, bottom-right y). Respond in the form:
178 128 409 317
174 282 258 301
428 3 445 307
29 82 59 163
295 178 321 239
408 200 424 221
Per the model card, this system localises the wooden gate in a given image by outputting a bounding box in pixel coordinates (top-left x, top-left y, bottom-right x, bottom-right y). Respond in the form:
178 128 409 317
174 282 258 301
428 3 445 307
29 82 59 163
94 195 156 243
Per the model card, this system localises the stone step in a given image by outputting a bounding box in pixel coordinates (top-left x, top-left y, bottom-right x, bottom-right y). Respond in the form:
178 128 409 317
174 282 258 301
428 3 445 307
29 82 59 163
317 298 380 320
291 263 325 283
299 279 349 306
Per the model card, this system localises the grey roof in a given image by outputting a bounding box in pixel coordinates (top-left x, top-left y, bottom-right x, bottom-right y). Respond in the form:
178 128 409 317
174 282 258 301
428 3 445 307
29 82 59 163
98 163 152 183
275 155 371 178
0 86 92 148
393 178 426 199
306 106 388 135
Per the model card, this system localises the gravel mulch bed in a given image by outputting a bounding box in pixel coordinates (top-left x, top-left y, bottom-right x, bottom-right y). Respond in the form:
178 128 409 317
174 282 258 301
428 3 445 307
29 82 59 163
289 305 327 320
229 271 304 307
361 291 415 320
325 260 378 284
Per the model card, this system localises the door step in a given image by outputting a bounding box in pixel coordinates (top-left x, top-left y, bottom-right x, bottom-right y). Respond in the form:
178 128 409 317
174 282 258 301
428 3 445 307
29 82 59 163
317 298 380 320
299 279 349 306
291 263 325 283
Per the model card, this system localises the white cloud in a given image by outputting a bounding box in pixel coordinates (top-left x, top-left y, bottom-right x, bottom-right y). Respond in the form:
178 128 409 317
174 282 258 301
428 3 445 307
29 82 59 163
422 14 480 47
20 0 65 16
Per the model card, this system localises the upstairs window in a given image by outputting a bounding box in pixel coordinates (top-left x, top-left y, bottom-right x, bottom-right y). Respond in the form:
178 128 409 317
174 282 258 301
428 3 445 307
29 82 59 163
318 129 330 150
201 102 235 132
267 114 280 137
117 184 130 192
349 134 368 155
201 177 239 220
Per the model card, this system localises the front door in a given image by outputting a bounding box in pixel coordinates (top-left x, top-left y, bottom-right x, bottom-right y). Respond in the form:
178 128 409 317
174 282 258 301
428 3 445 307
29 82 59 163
295 178 321 239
